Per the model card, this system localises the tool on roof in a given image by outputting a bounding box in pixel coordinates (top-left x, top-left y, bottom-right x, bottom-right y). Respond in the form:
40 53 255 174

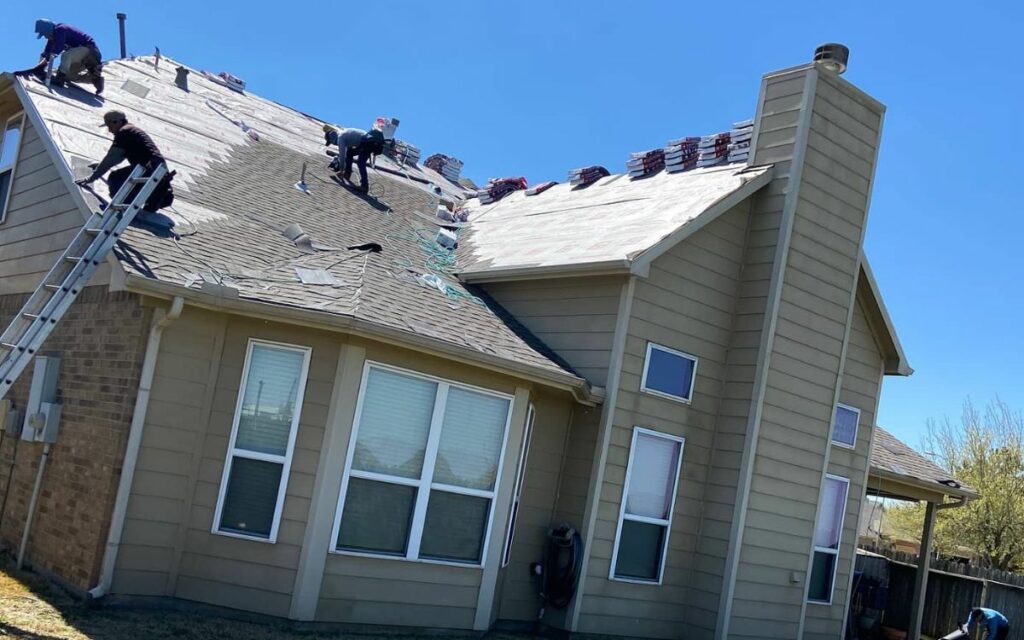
0 165 168 400
568 166 609 188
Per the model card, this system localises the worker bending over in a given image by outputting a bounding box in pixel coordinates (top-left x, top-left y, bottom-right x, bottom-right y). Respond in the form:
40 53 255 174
76 111 174 212
14 20 104 95
962 607 1010 640
325 124 385 194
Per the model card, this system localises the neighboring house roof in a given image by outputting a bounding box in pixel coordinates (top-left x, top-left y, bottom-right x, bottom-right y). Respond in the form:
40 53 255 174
6 58 591 396
458 164 773 280
870 426 978 500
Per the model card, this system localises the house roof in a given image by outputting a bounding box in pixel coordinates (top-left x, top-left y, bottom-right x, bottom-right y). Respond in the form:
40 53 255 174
870 426 977 500
458 163 773 280
8 57 594 396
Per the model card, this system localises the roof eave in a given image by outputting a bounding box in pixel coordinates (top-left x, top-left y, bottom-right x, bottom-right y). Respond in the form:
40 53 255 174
123 274 601 406
459 259 634 284
859 255 913 376
869 465 979 502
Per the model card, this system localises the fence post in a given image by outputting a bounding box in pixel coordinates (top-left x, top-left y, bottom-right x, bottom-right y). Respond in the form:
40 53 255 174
981 579 990 608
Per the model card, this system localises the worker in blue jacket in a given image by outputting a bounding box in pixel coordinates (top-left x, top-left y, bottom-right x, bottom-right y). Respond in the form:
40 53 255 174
961 607 1010 639
13 20 104 95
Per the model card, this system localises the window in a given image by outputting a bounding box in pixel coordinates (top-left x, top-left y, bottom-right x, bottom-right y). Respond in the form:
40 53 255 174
213 340 311 542
831 404 860 448
0 114 25 224
502 404 535 567
609 427 685 583
332 363 514 566
808 475 850 604
640 342 698 403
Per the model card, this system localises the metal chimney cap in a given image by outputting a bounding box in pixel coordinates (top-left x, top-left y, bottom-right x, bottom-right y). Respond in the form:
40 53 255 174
814 43 850 75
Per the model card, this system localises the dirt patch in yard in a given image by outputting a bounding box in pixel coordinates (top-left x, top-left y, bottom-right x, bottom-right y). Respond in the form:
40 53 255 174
0 557 539 639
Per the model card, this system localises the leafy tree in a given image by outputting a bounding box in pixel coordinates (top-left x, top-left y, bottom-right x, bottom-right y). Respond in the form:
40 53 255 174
880 399 1024 571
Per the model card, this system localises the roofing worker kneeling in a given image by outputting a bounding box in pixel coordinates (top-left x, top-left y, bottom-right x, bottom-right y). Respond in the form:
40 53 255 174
956 607 1010 640
13 19 104 95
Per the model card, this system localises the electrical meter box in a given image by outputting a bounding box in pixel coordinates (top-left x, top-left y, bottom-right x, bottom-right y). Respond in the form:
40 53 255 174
21 356 62 443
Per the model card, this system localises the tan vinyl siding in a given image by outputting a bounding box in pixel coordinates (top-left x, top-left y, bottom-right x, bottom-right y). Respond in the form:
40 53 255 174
802 299 883 640
481 276 624 386
497 390 573 622
0 118 109 294
730 67 883 639
575 204 750 640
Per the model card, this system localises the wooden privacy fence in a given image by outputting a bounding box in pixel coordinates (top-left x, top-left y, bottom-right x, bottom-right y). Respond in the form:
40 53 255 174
855 546 1024 639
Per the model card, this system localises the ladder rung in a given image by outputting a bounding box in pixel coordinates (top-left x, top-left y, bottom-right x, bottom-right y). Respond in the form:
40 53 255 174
85 228 102 235
65 256 83 263
44 284 62 291
1 342 18 350
129 177 150 185
22 313 40 320
110 203 130 211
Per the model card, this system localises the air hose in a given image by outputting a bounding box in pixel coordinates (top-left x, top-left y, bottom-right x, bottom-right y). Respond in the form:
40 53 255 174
537 524 583 615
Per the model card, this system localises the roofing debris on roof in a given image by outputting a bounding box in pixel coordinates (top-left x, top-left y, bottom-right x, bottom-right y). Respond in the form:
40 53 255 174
871 427 977 498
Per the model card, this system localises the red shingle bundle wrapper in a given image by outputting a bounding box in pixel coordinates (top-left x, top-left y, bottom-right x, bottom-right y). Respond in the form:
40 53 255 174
477 177 528 204
568 165 610 187
627 149 666 178
665 137 700 173
525 181 558 196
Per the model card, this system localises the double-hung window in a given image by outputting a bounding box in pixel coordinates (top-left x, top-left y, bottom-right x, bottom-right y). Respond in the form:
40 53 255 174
831 404 860 448
610 427 685 583
640 342 698 403
808 475 850 604
0 114 25 224
213 339 311 542
332 363 514 566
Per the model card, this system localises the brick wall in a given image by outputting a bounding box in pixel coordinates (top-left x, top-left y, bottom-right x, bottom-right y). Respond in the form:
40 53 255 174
0 286 150 592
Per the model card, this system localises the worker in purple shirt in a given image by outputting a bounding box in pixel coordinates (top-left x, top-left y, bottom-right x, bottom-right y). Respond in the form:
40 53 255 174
14 20 104 95
961 607 1010 639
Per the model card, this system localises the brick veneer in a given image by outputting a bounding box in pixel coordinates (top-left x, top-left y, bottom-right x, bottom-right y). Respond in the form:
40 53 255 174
0 286 150 592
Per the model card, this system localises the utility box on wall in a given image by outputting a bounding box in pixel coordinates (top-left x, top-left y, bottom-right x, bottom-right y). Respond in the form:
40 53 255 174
21 356 62 443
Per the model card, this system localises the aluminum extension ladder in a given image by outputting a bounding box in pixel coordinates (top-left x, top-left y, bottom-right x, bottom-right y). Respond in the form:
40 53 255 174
0 163 167 399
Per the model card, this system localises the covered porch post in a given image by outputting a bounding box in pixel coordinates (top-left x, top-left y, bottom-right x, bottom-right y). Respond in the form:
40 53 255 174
907 500 938 640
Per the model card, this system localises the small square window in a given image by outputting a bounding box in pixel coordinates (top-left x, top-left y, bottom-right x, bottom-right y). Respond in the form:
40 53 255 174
640 343 698 403
832 404 860 448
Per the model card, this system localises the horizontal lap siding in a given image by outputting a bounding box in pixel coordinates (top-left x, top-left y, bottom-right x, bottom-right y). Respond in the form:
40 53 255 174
732 68 882 639
577 205 750 639
498 390 574 622
0 119 102 294
481 276 623 386
803 300 883 640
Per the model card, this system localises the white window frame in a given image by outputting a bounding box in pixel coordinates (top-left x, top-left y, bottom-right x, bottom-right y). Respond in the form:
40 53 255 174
502 403 535 567
608 426 685 585
329 361 515 569
640 342 698 404
830 403 861 449
212 338 311 543
0 112 26 225
807 474 850 605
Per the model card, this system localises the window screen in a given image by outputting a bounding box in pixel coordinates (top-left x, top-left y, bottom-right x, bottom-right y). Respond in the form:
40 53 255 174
832 404 860 447
215 341 309 541
641 343 698 402
335 365 513 566
808 476 849 603
611 429 684 583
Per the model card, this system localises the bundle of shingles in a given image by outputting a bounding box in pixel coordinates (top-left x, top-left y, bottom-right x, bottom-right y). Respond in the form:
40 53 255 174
388 139 421 166
477 177 528 204
665 137 700 173
424 154 464 182
697 132 731 168
627 149 665 179
525 181 558 196
568 165 610 187
728 119 754 164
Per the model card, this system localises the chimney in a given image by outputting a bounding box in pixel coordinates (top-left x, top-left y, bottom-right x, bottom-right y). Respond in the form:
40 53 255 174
116 13 127 59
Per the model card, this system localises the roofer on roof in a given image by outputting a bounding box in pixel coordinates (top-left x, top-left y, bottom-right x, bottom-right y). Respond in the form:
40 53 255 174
75 111 175 213
12 20 104 96
326 124 385 194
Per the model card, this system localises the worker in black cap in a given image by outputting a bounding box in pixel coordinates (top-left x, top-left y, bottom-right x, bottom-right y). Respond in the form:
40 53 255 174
13 19 104 95
328 124 385 194
75 110 174 212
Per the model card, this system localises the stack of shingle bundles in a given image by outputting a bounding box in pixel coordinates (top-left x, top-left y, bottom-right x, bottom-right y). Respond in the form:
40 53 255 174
477 177 528 204
627 149 665 179
525 181 558 196
664 137 700 173
388 139 421 166
728 119 754 163
568 165 610 187
697 132 731 168
424 154 464 182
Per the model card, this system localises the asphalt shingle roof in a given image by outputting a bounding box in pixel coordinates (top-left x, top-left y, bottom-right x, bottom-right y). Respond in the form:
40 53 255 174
871 427 977 498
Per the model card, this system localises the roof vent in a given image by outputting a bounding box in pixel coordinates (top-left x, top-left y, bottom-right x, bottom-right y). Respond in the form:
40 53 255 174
814 43 849 75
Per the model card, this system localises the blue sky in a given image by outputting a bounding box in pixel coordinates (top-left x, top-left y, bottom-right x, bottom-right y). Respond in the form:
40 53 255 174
3 1 1023 448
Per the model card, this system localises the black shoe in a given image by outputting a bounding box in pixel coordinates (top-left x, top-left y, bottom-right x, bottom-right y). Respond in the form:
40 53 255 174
93 76 104 96
50 72 66 88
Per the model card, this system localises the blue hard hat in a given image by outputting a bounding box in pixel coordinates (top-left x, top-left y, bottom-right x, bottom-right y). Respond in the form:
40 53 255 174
35 19 55 39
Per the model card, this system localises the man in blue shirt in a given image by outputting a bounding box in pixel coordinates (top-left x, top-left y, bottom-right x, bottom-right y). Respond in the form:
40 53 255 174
962 607 1010 639
15 20 104 95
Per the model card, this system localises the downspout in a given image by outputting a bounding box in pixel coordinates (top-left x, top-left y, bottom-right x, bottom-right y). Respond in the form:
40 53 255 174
89 296 183 599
